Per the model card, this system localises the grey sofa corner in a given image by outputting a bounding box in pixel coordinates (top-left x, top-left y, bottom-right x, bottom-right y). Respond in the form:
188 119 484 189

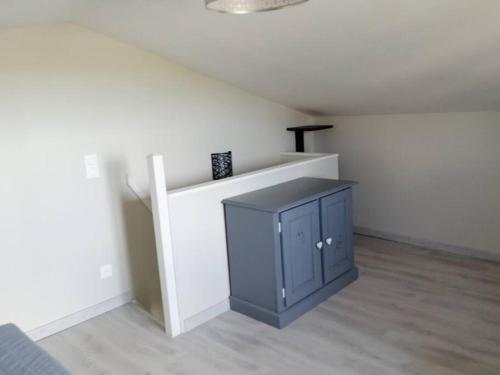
0 324 70 375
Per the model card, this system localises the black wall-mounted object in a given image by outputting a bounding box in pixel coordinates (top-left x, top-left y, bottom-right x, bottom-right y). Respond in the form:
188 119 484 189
211 151 233 180
287 125 334 152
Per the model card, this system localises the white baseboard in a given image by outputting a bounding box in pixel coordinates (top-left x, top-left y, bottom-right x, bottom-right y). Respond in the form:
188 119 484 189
28 291 133 342
354 226 500 263
183 299 230 333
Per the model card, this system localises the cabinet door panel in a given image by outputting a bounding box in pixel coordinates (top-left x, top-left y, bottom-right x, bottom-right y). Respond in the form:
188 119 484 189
321 189 353 283
281 201 322 307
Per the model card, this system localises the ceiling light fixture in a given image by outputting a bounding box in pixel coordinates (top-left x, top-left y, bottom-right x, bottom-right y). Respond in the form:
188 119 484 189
206 0 309 14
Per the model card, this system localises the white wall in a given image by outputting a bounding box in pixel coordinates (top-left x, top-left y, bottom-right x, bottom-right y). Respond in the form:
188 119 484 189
0 23 311 332
314 112 500 258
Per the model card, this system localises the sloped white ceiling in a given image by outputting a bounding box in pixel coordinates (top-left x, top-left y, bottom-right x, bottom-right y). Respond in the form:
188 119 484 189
2 0 500 115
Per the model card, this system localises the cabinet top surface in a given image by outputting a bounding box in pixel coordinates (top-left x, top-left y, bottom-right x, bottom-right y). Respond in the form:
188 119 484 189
222 178 357 213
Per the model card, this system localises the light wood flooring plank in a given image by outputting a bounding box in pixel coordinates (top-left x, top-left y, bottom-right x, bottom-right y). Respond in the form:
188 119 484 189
39 235 500 375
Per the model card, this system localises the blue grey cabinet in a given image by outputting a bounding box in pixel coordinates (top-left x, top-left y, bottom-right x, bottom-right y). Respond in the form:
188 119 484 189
223 178 358 329
281 201 323 307
321 189 353 283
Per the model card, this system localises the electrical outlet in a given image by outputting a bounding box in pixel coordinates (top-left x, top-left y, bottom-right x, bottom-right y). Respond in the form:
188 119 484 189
84 154 100 179
100 264 113 279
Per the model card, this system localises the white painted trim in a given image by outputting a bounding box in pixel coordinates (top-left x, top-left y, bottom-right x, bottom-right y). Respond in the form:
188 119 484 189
280 152 330 163
280 152 329 157
126 174 152 212
147 154 182 337
168 154 339 197
183 299 230 332
355 226 500 263
28 292 133 342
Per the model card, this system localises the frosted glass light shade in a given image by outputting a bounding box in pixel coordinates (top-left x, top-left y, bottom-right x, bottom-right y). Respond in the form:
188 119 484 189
206 0 309 14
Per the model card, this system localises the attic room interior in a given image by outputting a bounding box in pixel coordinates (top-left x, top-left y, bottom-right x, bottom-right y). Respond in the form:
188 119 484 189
0 1 499 374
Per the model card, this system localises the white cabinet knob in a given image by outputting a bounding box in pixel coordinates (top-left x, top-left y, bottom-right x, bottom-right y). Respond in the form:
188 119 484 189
316 241 323 250
326 238 333 246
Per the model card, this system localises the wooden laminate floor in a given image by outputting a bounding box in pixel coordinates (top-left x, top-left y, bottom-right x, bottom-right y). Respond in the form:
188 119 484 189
39 236 500 375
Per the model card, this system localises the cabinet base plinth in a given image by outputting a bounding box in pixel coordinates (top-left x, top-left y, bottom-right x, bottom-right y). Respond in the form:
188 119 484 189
230 267 358 329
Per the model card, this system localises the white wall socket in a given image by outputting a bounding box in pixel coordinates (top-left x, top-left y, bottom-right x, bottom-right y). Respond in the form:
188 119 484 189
84 154 100 179
100 264 113 279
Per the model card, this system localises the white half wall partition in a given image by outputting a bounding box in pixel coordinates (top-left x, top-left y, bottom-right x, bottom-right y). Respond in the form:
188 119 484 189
148 153 339 336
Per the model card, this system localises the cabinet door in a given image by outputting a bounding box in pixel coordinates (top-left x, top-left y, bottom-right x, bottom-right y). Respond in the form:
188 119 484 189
321 189 353 283
280 201 323 307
